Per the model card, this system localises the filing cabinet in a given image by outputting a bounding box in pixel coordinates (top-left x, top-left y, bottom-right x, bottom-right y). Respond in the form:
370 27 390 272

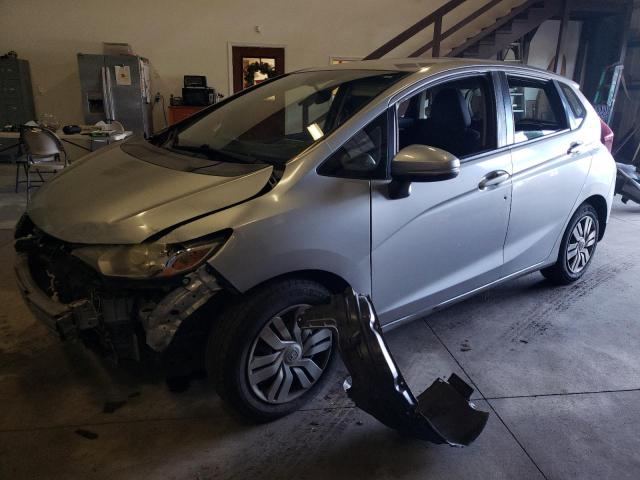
0 58 36 126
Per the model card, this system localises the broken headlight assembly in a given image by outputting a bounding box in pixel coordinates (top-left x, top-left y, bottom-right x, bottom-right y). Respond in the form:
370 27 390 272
71 231 231 279
299 288 489 447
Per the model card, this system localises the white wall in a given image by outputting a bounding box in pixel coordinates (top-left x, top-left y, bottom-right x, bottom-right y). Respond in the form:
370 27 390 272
528 20 582 80
0 0 526 132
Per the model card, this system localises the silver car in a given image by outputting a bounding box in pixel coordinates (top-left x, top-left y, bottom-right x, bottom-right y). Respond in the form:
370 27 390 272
15 59 616 421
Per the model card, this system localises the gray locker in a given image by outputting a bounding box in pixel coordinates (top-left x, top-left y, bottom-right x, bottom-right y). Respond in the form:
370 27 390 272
0 58 36 126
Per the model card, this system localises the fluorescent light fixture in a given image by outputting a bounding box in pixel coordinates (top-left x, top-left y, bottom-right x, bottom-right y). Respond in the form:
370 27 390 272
307 123 324 141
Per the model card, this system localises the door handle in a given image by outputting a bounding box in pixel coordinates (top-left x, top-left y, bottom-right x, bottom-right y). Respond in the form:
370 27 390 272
105 67 116 121
479 170 511 190
567 141 584 155
100 67 111 120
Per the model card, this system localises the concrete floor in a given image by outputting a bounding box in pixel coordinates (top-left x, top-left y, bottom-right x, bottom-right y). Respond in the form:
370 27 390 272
1 163 640 479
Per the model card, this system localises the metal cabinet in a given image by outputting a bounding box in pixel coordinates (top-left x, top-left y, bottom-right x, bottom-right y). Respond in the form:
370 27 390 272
0 58 36 126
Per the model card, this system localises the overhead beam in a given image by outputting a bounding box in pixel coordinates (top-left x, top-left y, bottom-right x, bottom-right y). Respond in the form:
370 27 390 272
554 0 571 73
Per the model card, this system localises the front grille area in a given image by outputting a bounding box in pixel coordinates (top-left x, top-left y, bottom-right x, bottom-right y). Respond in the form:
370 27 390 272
14 216 163 361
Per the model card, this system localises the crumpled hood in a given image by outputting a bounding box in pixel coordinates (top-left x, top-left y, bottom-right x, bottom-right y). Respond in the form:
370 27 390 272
27 142 273 244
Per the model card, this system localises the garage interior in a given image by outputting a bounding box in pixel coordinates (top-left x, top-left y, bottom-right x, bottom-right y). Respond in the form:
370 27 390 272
1 0 640 479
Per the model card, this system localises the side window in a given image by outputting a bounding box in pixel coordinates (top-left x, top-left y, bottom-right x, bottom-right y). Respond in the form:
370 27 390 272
559 83 586 128
318 112 388 179
508 76 568 144
396 75 496 159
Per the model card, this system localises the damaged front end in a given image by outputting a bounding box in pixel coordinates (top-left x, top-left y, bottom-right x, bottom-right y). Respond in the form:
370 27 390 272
14 215 225 362
139 267 221 351
299 288 489 447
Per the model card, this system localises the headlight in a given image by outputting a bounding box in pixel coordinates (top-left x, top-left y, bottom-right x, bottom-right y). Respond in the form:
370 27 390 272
72 231 230 279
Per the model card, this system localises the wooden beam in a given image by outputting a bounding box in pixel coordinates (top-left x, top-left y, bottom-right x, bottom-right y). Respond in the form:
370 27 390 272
572 22 589 84
433 17 443 57
554 0 571 73
611 1 635 131
618 1 634 65
522 28 538 64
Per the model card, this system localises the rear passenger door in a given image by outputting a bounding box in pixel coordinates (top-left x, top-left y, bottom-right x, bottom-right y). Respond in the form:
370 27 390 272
501 73 593 274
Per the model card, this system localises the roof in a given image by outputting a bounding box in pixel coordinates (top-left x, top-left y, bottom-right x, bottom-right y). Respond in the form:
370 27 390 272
298 57 573 84
301 57 502 72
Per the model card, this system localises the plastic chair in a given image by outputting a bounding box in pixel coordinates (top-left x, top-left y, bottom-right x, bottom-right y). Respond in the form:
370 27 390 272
16 127 68 203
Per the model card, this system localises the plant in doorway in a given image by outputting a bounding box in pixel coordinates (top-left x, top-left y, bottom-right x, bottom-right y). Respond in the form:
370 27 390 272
244 61 276 87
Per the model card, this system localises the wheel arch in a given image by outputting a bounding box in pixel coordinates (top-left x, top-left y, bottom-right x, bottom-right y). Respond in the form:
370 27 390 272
245 269 351 295
583 194 608 240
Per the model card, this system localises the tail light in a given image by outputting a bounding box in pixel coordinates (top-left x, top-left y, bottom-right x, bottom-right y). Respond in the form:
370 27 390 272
600 119 614 153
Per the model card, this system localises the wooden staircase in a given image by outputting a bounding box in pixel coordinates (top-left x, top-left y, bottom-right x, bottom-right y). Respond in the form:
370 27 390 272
450 1 562 58
365 0 562 60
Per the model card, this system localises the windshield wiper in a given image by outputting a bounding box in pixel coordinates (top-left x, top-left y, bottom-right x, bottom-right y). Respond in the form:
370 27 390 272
169 144 262 165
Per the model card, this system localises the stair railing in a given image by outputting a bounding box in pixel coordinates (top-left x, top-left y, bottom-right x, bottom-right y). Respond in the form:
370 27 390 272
364 0 511 59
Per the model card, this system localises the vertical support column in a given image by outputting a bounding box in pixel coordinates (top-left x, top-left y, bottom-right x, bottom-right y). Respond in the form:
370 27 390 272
554 0 571 74
617 1 634 65
611 1 635 133
433 16 443 58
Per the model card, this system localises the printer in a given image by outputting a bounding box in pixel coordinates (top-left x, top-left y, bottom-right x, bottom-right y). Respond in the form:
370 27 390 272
182 75 217 106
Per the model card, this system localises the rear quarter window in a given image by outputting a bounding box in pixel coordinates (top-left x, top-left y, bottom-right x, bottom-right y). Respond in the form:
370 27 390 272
559 83 587 128
507 76 568 144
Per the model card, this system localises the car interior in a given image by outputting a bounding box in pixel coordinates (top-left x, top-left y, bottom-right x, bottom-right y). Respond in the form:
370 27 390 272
397 76 496 158
508 76 567 143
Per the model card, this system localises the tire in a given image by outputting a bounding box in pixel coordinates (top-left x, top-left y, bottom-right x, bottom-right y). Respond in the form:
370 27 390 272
207 278 334 422
541 203 600 285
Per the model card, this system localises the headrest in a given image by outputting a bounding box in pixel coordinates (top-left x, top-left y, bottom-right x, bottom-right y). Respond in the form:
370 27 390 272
431 88 472 130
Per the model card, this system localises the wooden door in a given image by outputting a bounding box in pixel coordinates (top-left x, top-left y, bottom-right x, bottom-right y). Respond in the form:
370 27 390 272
232 46 285 93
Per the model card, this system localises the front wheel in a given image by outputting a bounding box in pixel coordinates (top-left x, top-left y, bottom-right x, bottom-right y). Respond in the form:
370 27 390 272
541 203 599 285
207 279 334 422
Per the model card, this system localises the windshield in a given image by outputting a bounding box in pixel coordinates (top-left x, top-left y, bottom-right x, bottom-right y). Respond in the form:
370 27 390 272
160 70 408 165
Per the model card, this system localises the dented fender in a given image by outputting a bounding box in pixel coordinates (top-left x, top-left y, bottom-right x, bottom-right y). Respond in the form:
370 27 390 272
299 288 489 446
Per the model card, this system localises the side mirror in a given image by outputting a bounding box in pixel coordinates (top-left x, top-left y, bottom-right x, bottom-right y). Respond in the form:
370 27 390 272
389 145 460 199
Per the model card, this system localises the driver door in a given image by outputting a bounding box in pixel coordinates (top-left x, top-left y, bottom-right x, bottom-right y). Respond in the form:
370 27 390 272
371 73 513 325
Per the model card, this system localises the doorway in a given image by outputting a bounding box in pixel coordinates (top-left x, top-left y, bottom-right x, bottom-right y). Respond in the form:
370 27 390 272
231 46 285 93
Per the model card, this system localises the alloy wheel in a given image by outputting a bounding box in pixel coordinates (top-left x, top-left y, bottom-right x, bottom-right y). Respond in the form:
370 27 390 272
247 304 333 404
566 215 597 274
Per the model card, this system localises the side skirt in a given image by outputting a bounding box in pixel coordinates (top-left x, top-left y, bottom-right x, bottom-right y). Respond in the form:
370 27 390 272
381 260 551 332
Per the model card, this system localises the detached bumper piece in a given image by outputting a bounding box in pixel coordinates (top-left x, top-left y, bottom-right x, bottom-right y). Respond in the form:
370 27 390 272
616 162 640 205
299 289 489 447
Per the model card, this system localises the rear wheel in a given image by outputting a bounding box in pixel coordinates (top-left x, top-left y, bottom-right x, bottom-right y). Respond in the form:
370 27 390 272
541 204 599 285
207 279 334 421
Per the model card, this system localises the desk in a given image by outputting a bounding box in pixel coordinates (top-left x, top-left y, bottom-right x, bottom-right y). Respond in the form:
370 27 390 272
0 130 133 162
168 105 206 125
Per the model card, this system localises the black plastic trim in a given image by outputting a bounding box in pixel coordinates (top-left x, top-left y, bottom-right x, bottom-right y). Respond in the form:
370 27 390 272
299 289 489 446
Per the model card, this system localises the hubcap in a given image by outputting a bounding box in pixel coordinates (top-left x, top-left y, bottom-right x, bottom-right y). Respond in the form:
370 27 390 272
247 304 333 404
566 215 597 274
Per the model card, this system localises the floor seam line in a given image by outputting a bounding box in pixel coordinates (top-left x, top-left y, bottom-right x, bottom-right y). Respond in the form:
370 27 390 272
424 318 549 480
484 387 640 401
